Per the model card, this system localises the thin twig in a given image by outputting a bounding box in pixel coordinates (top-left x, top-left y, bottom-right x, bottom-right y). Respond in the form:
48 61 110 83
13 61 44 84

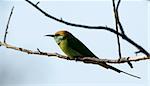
4 6 14 43
114 10 125 36
135 50 142 56
112 0 133 68
115 0 133 68
115 0 125 35
25 0 150 56
36 1 40 5
112 0 122 60
116 0 121 11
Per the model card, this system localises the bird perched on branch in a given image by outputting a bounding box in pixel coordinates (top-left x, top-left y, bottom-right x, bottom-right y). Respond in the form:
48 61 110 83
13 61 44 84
45 30 140 79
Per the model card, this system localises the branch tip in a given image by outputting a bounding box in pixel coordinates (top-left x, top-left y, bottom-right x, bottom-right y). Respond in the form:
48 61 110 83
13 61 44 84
116 0 121 11
36 1 40 5
127 57 133 68
4 6 14 43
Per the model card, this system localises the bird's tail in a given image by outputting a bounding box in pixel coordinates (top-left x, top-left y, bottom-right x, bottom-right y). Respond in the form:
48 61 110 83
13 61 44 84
98 62 141 79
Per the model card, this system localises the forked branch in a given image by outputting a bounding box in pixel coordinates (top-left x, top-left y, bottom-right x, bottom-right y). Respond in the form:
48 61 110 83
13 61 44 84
112 0 133 68
25 0 149 57
0 1 149 71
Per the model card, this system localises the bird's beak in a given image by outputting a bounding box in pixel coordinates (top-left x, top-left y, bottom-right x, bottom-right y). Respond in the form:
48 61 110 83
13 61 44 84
45 34 55 37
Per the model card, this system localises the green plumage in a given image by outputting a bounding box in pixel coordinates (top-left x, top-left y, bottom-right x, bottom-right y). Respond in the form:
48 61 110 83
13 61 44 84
61 34 96 58
45 30 140 79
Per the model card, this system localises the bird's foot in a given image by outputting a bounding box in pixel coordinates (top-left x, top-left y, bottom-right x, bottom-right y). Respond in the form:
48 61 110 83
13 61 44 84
66 57 71 60
74 57 80 61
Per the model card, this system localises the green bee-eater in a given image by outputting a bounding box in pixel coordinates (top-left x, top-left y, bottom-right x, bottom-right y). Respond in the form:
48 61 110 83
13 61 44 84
45 30 140 79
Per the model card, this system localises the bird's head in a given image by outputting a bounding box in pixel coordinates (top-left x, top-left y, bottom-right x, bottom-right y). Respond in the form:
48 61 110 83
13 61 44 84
45 30 72 44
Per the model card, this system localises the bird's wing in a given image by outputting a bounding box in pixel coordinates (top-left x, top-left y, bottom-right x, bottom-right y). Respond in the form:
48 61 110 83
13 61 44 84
68 36 96 57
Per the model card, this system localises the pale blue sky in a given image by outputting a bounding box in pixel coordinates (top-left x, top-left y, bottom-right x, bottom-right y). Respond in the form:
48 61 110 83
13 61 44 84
0 0 149 86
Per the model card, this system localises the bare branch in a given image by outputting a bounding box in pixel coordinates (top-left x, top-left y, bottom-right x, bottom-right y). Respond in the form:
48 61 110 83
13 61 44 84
25 0 149 57
135 50 142 56
112 0 122 60
4 6 14 43
36 1 40 5
112 0 133 68
116 0 121 11
0 0 149 79
112 0 125 36
0 41 149 64
115 0 125 35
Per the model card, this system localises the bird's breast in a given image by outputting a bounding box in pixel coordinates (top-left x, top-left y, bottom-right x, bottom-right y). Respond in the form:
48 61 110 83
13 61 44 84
59 40 81 59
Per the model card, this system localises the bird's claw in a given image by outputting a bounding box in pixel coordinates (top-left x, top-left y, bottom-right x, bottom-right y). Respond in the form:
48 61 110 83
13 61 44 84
74 57 80 61
66 57 71 60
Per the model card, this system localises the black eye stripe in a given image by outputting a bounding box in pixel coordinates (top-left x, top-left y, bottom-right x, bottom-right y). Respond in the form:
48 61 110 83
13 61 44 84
55 34 60 36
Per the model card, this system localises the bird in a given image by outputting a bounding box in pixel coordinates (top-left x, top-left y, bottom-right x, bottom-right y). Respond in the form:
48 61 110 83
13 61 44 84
45 30 140 79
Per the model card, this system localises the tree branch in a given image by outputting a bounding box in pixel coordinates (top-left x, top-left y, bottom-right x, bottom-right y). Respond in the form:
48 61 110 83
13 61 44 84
116 0 121 11
115 0 125 35
0 41 149 64
112 0 122 60
36 1 40 6
25 0 149 57
0 2 149 79
4 6 14 43
0 0 148 69
112 0 133 68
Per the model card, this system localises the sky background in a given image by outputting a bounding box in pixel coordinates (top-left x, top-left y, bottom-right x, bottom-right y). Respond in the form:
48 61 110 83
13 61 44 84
0 0 149 86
